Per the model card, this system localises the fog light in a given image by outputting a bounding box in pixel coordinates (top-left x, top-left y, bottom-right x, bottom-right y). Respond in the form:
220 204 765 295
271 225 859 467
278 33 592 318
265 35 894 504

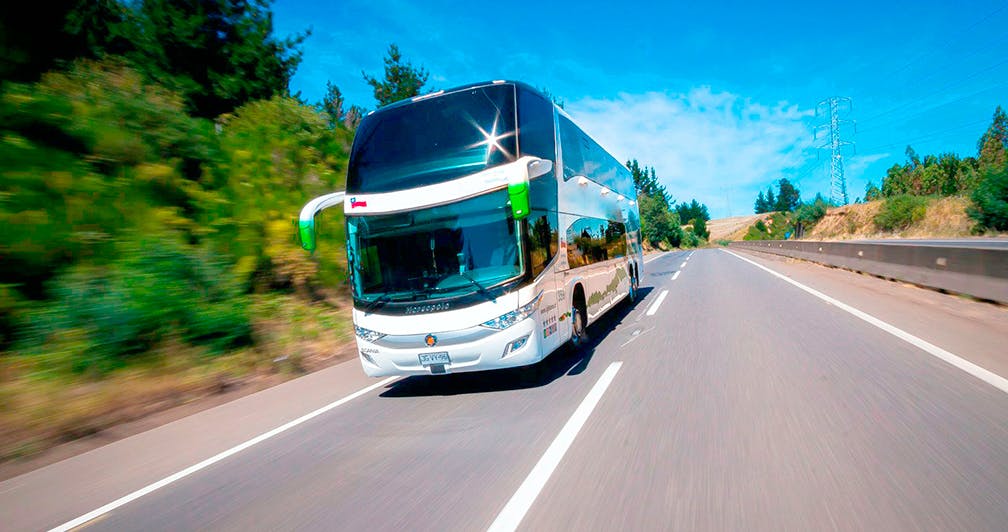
502 335 530 357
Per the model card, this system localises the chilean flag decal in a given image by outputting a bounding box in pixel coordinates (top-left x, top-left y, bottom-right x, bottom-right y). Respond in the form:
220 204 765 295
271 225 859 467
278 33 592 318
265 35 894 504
350 197 368 208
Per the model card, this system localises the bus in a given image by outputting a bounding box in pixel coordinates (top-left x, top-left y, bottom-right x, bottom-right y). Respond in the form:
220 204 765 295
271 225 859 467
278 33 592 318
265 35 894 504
299 81 643 377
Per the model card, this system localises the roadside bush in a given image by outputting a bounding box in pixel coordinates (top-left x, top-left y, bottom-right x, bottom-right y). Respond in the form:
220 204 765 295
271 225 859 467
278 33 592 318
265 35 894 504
967 163 1008 231
874 194 928 231
20 237 252 376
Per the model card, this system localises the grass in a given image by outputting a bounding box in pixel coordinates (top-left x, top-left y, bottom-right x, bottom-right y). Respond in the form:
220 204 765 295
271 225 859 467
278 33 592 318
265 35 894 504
0 293 353 463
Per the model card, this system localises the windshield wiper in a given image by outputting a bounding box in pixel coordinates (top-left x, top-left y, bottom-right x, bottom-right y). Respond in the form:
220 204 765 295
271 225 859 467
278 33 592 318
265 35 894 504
362 293 392 313
456 273 496 303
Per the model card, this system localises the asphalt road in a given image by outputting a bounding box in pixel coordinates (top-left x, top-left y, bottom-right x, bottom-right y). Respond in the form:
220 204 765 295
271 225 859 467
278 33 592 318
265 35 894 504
3 249 1007 531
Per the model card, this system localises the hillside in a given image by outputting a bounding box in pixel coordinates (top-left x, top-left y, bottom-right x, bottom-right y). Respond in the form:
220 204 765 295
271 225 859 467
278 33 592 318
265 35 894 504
806 197 973 239
712 196 986 242
707 214 767 241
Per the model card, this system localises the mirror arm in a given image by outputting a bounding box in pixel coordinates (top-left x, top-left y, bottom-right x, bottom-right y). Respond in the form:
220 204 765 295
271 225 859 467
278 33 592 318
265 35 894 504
299 191 346 251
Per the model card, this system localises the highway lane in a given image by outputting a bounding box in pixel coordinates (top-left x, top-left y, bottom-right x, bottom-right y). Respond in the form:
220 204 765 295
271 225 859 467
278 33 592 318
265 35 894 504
523 249 1008 530
4 249 1007 530
62 251 691 532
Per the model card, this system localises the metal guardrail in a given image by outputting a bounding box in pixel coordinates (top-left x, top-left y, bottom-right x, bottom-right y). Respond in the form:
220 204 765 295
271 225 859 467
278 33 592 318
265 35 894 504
729 240 1008 304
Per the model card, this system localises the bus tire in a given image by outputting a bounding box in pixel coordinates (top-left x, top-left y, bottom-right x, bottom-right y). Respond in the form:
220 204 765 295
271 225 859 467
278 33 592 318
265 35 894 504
627 268 638 303
570 289 588 350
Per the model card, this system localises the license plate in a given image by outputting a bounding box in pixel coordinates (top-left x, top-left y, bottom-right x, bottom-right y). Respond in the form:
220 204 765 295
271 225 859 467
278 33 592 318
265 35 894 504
418 352 450 366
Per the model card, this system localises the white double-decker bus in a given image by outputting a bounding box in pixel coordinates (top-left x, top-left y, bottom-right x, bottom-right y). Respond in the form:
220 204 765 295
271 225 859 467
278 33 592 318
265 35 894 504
300 81 642 377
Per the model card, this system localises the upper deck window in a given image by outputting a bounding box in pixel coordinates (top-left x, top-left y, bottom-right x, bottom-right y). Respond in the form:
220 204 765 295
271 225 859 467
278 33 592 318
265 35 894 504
347 84 517 193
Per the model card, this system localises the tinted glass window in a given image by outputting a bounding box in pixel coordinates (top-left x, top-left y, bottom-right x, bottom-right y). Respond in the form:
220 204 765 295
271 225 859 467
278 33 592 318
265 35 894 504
558 115 584 180
517 88 556 161
347 84 517 193
566 218 627 268
525 209 558 278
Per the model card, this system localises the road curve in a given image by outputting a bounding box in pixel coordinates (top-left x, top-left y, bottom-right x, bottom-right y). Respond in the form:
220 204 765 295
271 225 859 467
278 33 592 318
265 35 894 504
2 249 1007 531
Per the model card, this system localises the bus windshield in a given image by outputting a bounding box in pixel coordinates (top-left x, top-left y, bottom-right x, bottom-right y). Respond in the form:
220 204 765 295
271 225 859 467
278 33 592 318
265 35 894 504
346 189 523 304
347 84 517 193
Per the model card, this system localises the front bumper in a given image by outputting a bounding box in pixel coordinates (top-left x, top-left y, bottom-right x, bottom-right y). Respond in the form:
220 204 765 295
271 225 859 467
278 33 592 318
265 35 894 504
355 317 541 377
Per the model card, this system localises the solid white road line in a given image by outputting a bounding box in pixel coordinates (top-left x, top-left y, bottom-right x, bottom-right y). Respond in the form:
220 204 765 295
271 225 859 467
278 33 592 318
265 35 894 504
646 289 669 316
50 376 399 532
722 249 1008 394
671 270 681 281
487 362 623 532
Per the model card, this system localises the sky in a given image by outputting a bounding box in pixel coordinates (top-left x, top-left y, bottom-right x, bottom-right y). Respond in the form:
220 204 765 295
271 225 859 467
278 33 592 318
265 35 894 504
273 0 1008 219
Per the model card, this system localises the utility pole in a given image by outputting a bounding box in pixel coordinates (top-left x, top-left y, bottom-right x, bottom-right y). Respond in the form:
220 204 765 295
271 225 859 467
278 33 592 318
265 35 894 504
814 97 855 205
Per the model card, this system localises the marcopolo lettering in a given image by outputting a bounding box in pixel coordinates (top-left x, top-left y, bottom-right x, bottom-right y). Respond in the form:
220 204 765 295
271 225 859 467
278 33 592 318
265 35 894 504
405 302 451 315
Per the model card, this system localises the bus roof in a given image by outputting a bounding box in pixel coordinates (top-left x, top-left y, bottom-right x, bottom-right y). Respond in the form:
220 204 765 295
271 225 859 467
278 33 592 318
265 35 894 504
367 80 549 115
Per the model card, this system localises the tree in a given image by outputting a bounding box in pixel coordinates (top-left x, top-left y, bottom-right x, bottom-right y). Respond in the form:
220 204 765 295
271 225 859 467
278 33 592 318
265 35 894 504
319 81 345 128
978 106 1008 172
775 178 800 211
967 162 1008 231
865 180 883 201
675 199 709 226
754 190 769 213
626 159 669 205
639 194 681 248
691 216 709 241
0 0 131 81
362 43 429 107
343 105 365 130
120 0 307 118
765 187 776 212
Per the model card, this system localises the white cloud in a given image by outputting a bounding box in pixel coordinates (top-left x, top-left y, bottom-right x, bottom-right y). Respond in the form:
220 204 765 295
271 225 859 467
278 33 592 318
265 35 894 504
565 87 816 218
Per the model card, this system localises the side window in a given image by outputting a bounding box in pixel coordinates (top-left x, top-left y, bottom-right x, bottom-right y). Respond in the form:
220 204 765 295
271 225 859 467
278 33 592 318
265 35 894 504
525 209 558 278
558 116 584 180
566 217 615 268
605 221 627 258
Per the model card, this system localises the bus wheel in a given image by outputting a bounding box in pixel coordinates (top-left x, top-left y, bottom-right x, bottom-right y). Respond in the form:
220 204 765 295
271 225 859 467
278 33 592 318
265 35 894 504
570 302 588 349
627 272 638 303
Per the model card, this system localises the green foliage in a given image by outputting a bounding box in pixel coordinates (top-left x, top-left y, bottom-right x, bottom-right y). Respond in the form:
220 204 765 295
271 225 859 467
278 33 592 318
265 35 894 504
774 178 800 211
793 194 829 226
121 0 308 118
977 106 1007 172
679 230 705 249
626 159 668 205
865 180 883 201
743 212 794 240
320 81 346 127
362 43 429 107
0 0 130 82
1 59 213 295
22 238 252 376
674 199 710 225
874 194 928 231
638 194 682 248
967 162 1008 231
691 217 709 241
1 58 350 378
754 190 769 213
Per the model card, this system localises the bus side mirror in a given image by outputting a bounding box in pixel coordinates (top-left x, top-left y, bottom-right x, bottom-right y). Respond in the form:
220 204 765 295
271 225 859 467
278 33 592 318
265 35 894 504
298 192 346 252
509 159 552 220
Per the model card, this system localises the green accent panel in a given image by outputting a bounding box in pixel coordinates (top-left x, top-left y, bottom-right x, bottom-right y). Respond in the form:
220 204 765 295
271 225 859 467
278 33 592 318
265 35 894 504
299 219 316 251
508 180 530 219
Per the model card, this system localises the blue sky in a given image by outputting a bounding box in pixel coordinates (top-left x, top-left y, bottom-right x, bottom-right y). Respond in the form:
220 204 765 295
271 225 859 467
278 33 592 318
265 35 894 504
273 0 1008 219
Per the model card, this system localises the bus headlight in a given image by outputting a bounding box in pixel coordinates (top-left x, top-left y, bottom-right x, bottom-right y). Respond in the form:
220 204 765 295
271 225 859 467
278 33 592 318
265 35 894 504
481 292 542 330
355 325 386 342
